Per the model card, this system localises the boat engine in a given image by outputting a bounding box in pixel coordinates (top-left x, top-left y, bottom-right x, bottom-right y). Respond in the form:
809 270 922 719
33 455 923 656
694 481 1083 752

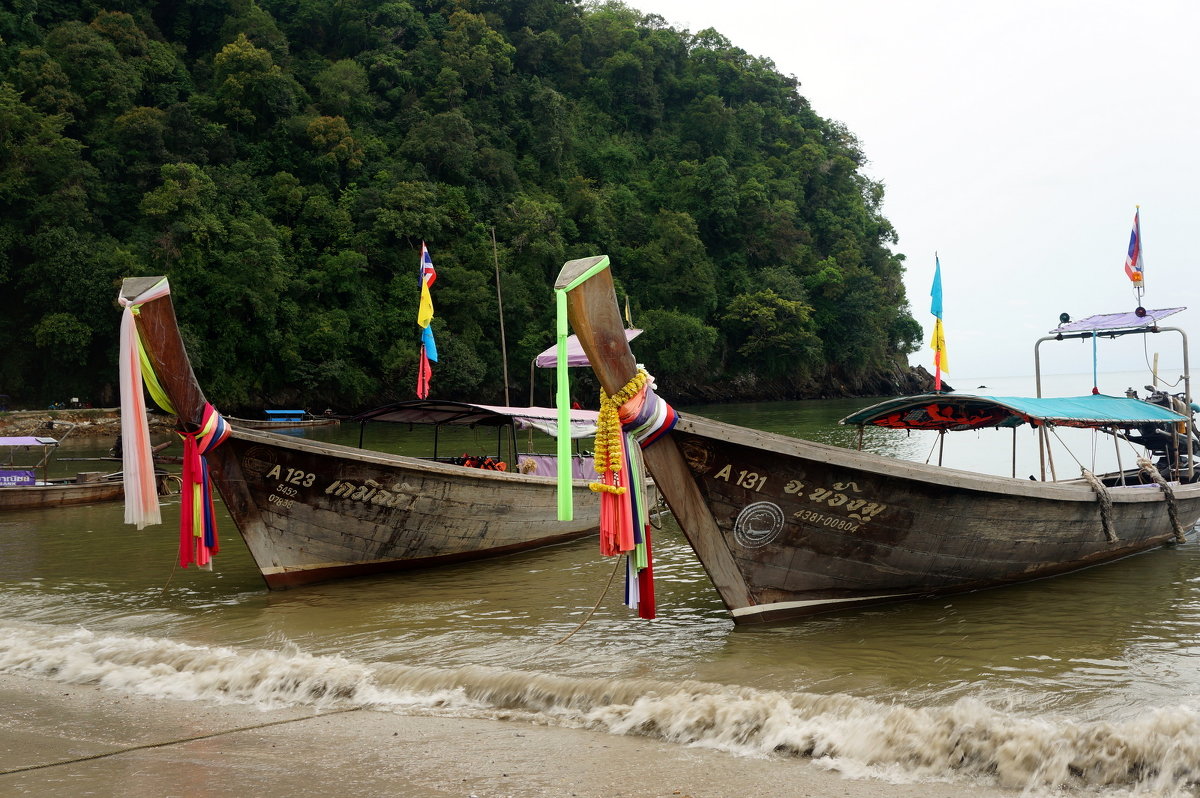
1132 386 1200 480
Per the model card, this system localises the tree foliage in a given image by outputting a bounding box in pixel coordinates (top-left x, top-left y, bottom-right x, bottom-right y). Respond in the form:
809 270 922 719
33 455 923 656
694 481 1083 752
0 0 920 410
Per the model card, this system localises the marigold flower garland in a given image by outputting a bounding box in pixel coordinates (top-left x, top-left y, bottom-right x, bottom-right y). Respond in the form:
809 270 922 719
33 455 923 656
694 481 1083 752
590 370 647 495
587 368 676 619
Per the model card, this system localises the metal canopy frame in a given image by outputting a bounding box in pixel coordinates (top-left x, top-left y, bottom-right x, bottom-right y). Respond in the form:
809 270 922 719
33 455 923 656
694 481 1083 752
1034 314 1192 480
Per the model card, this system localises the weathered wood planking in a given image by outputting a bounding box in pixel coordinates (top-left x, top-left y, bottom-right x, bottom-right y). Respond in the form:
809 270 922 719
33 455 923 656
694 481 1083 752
0 480 125 510
554 256 1200 624
120 277 599 589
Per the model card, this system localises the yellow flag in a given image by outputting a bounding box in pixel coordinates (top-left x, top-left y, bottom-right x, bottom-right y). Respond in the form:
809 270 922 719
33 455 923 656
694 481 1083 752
931 318 949 373
417 278 434 328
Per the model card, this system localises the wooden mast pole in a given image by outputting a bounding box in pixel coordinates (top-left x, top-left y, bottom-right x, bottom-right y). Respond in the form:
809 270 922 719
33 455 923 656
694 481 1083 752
491 227 511 406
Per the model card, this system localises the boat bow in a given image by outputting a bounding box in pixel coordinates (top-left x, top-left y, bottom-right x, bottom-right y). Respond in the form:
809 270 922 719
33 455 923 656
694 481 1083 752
554 256 755 612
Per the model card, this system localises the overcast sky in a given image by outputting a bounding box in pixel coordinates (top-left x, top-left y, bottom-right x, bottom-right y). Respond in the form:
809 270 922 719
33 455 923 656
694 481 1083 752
628 0 1200 388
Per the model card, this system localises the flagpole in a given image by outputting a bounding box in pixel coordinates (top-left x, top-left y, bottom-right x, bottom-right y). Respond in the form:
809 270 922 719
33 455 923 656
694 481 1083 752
491 226 511 405
1135 205 1145 306
1126 206 1145 307
930 253 946 393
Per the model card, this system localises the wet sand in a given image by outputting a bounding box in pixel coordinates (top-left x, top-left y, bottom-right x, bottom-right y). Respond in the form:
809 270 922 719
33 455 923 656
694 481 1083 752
0 674 1020 798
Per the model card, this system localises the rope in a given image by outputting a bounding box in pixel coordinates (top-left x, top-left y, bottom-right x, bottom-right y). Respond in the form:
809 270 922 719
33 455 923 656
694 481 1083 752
1080 469 1118 542
1137 456 1188 543
647 486 666 531
520 554 625 662
0 707 362 776
923 433 940 465
1048 427 1087 472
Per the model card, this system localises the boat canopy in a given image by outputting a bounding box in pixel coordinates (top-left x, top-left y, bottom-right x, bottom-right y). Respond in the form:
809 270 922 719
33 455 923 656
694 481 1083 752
840 393 1189 431
1050 307 1184 335
0 437 58 447
351 400 598 439
534 329 642 368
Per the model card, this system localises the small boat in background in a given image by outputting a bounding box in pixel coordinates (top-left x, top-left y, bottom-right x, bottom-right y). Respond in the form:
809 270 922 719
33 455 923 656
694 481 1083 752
118 276 601 589
227 410 340 431
555 254 1200 624
0 436 127 510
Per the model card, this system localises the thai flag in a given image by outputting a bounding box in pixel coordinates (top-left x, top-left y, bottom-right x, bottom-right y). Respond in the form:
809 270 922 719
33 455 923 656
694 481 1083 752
419 242 437 288
1124 209 1143 283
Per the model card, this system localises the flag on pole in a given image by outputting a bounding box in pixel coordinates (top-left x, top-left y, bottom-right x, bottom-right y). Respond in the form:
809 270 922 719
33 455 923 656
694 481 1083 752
930 255 948 390
416 242 438 398
1124 207 1144 284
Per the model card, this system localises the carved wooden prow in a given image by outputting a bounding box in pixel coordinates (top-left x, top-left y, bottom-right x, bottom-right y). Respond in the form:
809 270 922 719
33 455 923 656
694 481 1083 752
554 257 755 612
119 276 208 431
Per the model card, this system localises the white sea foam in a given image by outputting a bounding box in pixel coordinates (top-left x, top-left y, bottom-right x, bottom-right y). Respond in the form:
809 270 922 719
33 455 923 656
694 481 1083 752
1 621 1197 795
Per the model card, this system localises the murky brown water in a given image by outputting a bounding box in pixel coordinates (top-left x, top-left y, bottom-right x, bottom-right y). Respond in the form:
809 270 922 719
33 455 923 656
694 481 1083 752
2 373 1199 793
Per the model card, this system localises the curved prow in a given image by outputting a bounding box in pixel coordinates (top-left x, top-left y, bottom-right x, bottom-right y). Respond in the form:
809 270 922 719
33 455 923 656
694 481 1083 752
119 276 208 430
554 256 755 612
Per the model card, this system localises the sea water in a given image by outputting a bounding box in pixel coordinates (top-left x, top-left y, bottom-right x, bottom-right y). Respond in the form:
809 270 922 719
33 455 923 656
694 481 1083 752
2 372 1199 794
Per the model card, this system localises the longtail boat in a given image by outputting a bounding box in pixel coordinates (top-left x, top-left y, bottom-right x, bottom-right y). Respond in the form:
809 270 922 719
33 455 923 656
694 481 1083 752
555 255 1200 623
226 411 340 431
118 276 599 589
0 436 127 510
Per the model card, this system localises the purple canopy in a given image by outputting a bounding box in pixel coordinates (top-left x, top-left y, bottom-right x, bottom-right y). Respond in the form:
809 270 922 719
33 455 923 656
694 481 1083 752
0 437 58 447
352 400 598 438
534 329 642 369
1051 307 1185 334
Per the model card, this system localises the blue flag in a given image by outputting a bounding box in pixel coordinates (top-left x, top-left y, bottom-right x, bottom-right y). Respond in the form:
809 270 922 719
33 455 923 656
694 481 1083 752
421 324 438 363
930 255 944 319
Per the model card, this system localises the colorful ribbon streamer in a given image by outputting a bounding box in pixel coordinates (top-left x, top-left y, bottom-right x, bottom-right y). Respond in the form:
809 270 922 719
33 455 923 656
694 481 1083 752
177 404 230 570
590 369 678 619
119 277 174 529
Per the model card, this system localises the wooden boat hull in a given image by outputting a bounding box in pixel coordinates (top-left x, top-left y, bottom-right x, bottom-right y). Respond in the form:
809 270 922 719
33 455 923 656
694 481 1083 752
120 276 599 589
674 415 1200 622
555 254 1200 624
210 428 598 588
0 480 125 511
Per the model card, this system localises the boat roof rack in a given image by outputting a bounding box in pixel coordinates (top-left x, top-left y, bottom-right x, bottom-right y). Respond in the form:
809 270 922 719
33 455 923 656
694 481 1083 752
1049 307 1185 339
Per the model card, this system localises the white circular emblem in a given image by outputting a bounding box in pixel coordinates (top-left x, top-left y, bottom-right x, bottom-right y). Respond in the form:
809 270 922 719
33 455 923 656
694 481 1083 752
241 445 278 480
733 501 785 548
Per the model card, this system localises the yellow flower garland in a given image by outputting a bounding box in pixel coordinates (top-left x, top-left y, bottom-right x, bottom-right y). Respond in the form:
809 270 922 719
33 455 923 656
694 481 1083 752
589 370 648 494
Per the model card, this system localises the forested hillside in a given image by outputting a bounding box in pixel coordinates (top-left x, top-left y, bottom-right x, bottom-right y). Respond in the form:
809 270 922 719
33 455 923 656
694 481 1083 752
0 0 924 411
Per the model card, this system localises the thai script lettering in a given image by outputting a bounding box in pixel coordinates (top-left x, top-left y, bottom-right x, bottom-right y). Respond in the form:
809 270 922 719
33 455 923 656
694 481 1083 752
783 478 887 526
324 479 405 507
0 470 35 486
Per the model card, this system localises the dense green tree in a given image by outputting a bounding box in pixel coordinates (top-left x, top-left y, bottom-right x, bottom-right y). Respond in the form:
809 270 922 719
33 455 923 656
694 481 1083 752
634 308 717 381
0 0 922 409
723 289 823 380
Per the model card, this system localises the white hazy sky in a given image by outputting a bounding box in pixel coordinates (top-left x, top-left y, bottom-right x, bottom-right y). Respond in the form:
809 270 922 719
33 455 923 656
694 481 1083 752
628 0 1200 387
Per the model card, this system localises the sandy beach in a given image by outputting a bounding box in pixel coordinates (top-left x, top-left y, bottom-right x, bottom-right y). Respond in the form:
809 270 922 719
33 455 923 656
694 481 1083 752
0 673 1023 798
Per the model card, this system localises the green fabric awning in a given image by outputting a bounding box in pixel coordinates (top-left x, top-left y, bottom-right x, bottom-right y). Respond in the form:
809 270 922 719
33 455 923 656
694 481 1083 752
840 393 1189 431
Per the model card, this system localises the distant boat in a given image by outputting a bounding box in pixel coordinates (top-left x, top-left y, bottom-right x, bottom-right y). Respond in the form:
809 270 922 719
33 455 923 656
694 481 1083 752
226 410 340 431
0 435 131 510
118 276 600 589
556 255 1200 623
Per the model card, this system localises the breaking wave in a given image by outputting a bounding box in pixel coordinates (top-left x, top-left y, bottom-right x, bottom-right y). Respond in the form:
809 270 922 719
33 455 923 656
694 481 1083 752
1 621 1197 795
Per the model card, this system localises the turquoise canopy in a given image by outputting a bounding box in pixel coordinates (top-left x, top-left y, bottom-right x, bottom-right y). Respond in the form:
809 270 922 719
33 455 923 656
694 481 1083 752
840 393 1189 431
